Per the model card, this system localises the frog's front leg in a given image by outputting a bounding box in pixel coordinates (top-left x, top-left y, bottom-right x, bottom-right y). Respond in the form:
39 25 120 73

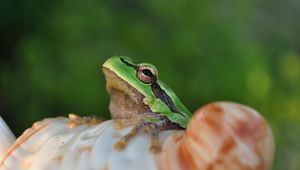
114 113 182 153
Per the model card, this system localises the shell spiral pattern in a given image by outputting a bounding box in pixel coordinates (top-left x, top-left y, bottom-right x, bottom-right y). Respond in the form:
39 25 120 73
0 102 274 170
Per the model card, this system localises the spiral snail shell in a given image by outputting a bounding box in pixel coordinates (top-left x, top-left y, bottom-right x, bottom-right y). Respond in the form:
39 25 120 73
0 102 274 170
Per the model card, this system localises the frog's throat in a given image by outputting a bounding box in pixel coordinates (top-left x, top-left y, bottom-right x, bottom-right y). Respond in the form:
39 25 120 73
102 67 151 121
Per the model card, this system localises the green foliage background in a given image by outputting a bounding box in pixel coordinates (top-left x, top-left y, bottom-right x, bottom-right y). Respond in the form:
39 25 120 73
1 0 300 169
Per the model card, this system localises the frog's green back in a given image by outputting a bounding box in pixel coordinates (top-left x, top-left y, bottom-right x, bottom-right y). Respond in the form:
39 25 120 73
103 56 192 122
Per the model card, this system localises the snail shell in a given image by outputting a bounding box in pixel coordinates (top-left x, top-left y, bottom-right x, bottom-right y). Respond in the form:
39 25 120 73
0 102 274 170
157 102 274 170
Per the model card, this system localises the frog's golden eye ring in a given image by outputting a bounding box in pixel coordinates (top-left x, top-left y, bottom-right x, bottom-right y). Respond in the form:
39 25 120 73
137 65 157 84
120 58 157 84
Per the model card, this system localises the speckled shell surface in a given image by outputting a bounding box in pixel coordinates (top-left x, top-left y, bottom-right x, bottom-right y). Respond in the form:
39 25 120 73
0 102 275 170
0 117 177 170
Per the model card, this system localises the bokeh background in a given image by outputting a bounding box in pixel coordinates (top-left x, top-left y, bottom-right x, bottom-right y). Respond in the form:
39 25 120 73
1 0 300 169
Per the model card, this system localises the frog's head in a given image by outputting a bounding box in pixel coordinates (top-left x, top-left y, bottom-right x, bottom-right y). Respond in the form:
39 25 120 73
102 56 156 121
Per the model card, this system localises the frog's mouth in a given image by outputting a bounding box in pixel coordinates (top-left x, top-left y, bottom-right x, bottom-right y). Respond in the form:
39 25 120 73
102 67 151 120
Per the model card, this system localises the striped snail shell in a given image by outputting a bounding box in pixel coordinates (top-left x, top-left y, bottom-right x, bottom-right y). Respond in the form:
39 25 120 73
0 102 274 170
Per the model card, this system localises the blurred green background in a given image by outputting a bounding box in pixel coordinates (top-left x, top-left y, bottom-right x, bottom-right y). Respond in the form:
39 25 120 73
0 0 299 169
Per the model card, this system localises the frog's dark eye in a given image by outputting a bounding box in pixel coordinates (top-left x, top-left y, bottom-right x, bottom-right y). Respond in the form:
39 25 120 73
137 65 157 84
142 69 153 77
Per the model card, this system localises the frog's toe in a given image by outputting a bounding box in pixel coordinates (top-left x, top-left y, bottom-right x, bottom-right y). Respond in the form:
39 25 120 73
114 122 142 150
114 139 127 150
114 121 163 153
150 144 161 153
150 135 161 153
147 127 162 153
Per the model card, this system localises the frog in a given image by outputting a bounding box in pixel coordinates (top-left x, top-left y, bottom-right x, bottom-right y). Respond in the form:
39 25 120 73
102 56 192 153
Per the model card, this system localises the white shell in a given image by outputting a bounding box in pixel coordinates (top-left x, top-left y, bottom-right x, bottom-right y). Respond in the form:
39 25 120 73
0 117 15 162
0 102 275 170
0 117 178 170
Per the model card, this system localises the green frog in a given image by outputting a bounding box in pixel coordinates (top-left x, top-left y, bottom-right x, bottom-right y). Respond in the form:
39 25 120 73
102 56 192 153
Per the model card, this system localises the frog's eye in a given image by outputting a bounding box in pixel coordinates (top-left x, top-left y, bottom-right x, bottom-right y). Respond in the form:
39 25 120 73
137 65 157 84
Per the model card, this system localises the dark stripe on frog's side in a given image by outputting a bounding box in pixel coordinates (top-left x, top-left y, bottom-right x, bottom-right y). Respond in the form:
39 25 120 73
151 81 184 116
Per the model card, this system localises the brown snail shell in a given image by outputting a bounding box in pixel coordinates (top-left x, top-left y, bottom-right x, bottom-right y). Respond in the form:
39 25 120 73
157 102 274 170
0 102 274 170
